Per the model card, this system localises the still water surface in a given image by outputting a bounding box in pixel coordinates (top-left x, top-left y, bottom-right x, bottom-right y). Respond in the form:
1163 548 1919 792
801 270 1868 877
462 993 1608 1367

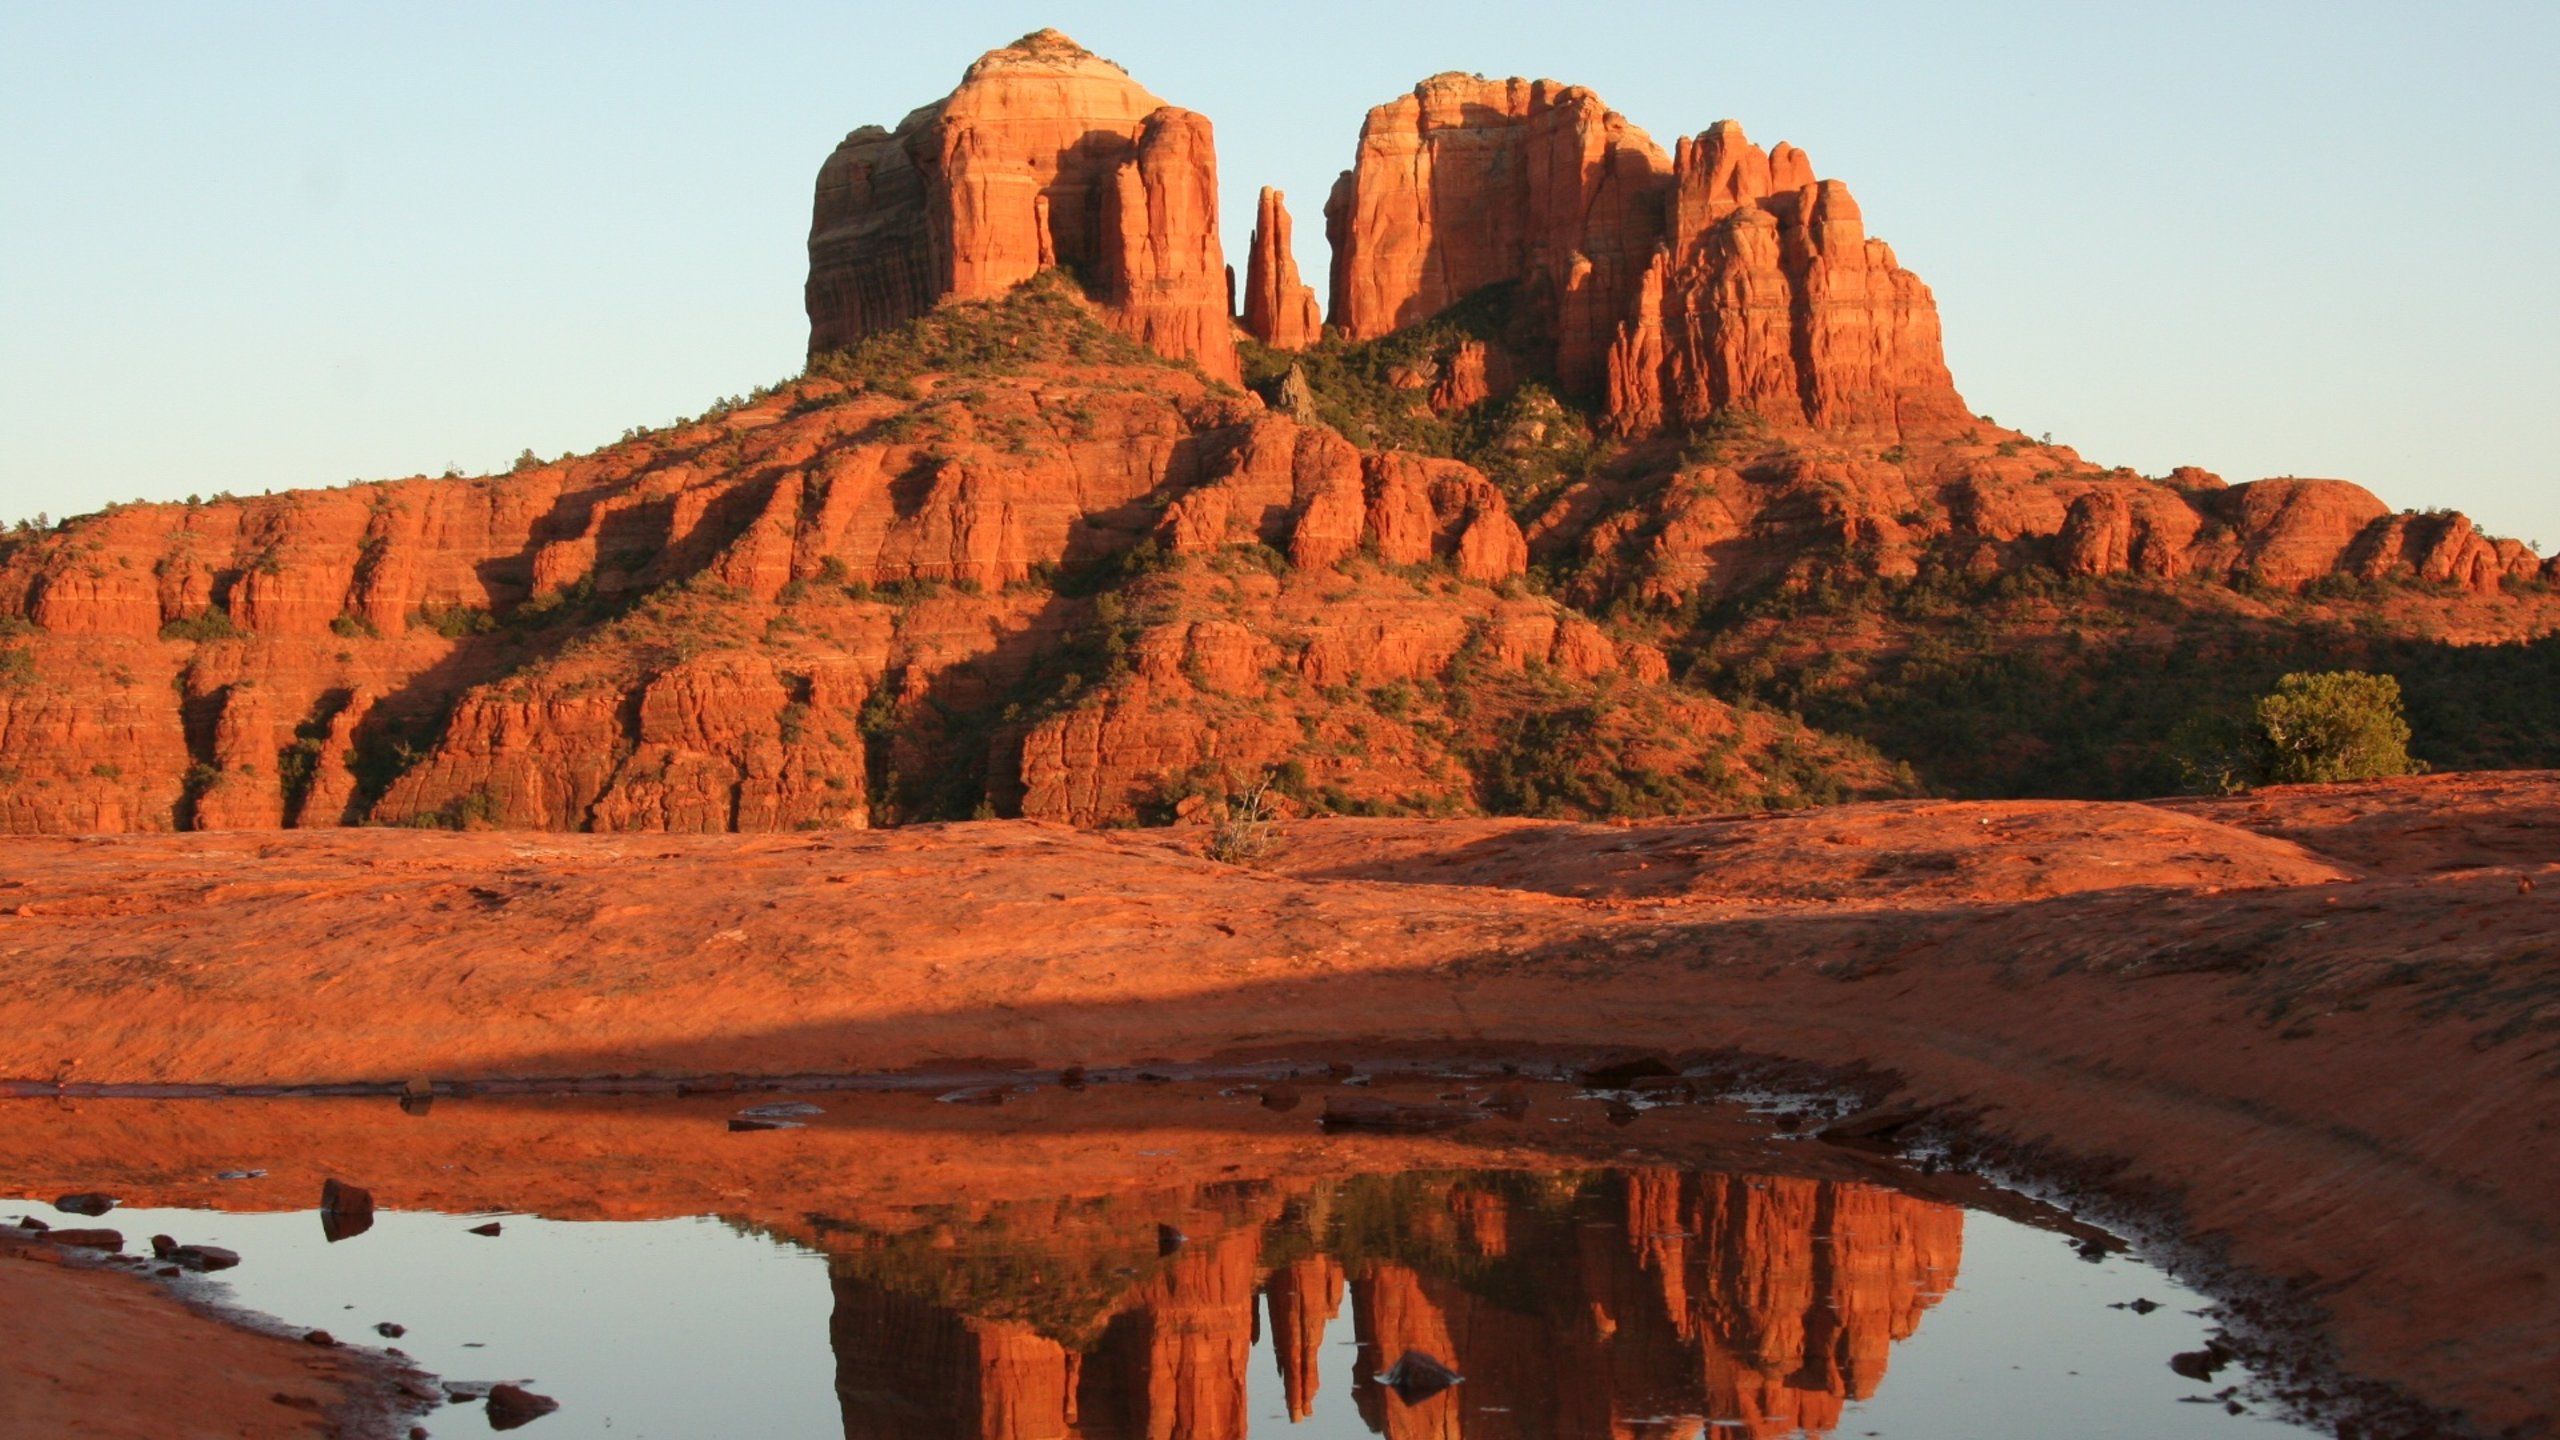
12 1158 2315 1438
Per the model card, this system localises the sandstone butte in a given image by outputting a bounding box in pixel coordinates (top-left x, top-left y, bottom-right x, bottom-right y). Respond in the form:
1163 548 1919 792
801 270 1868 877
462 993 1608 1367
806 29 1239 386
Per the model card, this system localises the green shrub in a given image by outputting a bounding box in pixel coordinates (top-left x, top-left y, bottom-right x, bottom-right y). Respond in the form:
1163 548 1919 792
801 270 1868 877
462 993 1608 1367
159 610 246 643
412 603 495 639
2173 669 2423 793
2253 670 2423 785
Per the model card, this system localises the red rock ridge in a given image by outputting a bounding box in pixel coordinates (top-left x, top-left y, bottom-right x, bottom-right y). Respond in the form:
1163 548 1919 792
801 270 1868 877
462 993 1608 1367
805 30 1240 384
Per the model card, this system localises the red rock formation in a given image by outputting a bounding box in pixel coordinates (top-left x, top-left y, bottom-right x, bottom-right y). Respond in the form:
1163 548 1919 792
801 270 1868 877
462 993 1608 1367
1322 77 1969 440
1241 188 1323 350
1613 121 1970 438
806 30 1240 384
1326 75 1672 399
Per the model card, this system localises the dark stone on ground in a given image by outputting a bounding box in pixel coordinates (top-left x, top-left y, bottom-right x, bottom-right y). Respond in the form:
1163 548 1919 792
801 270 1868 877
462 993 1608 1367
171 1244 241 1272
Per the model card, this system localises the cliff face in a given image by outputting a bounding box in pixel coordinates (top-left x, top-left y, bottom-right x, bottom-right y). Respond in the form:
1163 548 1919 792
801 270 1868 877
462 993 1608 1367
1321 81 1969 440
806 30 1239 385
1324 76 1673 402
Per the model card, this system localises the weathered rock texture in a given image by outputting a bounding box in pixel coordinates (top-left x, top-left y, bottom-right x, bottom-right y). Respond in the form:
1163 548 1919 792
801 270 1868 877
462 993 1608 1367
0 283 1877 834
1323 79 1968 438
806 30 1240 385
1240 187 1323 350
1534 417 2560 620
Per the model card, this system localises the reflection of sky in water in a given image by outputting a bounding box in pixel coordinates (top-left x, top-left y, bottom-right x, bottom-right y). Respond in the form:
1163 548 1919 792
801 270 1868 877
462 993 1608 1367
9 1191 2318 1439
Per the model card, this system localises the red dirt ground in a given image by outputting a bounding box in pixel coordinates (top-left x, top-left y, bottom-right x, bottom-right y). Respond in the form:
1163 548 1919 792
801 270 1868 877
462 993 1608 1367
0 772 2553 1434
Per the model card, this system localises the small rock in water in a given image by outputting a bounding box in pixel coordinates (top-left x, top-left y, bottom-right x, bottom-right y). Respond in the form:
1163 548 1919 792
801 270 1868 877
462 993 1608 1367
737 1101 823 1119
54 1192 118 1217
2128 1297 2162 1314
170 1244 241 1272
2169 1344 2233 1383
485 1382 561 1430
375 1321 407 1338
17 1216 49 1232
468 1221 503 1238
728 1117 803 1133
320 1178 376 1243
46 1228 124 1251
1379 1349 1464 1402
150 1235 176 1258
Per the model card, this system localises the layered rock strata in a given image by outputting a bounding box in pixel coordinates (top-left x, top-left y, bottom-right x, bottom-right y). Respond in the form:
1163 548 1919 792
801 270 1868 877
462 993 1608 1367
1323 78 1968 438
805 30 1239 384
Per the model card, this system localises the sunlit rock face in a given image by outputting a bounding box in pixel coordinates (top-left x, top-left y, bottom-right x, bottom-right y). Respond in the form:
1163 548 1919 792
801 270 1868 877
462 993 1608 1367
823 1169 1963 1438
805 29 1239 385
1322 79 1968 441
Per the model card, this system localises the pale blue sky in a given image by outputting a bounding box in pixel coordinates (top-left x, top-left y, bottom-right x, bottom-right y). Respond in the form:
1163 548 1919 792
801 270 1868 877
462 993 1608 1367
4 2 2554 551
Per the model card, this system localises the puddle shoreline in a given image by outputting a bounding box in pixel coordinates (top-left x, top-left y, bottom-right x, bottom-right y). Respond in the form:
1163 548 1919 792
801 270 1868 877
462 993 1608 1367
3 1064 2451 1438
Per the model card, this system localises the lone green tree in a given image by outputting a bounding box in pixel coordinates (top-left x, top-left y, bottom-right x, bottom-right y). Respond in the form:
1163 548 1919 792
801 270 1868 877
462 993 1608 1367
2254 670 2421 784
2175 669 2422 792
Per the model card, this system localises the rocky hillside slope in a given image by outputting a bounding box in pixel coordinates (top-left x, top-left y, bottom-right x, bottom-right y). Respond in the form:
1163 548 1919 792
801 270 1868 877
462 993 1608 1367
0 277 1877 834
2 29 2553 833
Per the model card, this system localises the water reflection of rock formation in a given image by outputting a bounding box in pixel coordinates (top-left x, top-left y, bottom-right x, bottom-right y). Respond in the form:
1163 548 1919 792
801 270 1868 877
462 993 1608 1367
824 1169 1962 1438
